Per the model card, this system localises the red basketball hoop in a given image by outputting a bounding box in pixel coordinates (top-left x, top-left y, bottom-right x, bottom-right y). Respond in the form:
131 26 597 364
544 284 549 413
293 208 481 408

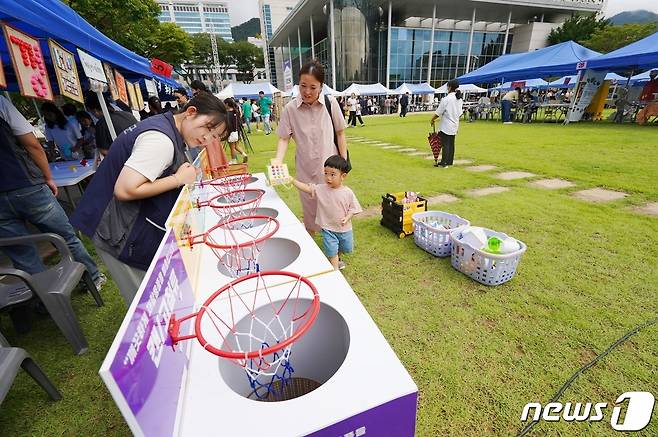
186 215 279 277
195 188 264 219
168 271 320 399
196 173 253 195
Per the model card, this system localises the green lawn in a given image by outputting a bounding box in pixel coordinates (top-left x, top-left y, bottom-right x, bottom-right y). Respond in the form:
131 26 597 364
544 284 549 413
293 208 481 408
1 114 657 436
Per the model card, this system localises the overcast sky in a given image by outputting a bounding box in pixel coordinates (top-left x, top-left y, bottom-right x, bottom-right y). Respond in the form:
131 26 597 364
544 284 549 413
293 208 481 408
603 0 658 16
226 0 658 27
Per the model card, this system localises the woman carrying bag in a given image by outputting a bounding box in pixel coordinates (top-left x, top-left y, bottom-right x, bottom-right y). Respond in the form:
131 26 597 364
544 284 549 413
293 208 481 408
430 79 463 168
272 60 348 235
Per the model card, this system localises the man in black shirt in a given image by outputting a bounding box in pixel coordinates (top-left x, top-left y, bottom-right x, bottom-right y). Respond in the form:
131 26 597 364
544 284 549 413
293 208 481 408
84 92 137 155
400 92 409 117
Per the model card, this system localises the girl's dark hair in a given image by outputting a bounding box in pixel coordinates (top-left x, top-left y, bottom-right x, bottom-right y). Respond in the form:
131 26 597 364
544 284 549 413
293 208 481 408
324 154 350 174
181 92 229 139
148 96 162 114
62 103 78 117
75 110 92 123
190 80 208 92
41 102 68 129
223 97 239 111
447 79 463 100
299 59 325 84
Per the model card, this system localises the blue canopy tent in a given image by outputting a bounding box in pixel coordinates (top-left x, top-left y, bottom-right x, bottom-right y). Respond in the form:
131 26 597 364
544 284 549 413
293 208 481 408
630 69 657 84
489 78 548 91
0 0 182 99
587 31 658 71
458 41 601 84
541 72 628 89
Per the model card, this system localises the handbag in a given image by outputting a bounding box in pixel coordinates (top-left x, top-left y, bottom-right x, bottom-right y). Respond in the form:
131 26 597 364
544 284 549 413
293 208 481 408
324 95 352 172
427 126 442 164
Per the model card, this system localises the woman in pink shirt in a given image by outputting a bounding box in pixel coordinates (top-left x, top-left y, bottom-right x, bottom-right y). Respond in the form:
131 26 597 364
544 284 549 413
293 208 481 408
273 60 348 234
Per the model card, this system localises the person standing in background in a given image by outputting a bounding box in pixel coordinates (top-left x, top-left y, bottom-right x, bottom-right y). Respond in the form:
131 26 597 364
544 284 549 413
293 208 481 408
400 92 409 117
258 91 273 135
430 79 463 168
85 92 137 156
347 93 358 127
174 88 189 108
241 97 252 133
41 102 83 160
501 87 521 124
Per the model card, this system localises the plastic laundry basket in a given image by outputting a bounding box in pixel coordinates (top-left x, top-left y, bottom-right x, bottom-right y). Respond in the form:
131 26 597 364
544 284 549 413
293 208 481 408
450 227 527 286
412 211 470 257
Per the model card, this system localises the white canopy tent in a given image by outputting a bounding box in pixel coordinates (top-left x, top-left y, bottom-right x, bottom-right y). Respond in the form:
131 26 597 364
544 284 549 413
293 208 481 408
392 83 437 95
342 83 393 96
215 82 282 100
288 83 342 97
435 83 487 94
488 78 549 91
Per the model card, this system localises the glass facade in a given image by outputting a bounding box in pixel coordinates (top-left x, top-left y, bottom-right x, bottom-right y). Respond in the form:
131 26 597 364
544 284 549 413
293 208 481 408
389 26 512 89
332 0 385 90
157 2 232 40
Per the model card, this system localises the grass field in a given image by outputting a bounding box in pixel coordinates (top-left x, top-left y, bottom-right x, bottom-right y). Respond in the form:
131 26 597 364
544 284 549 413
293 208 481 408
1 113 657 436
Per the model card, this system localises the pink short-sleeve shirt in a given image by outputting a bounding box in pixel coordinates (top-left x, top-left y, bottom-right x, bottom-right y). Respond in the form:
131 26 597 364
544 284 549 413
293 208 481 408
276 94 347 183
310 183 362 233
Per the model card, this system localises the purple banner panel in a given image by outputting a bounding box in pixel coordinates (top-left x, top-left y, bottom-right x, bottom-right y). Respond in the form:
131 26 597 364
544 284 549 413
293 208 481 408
103 230 195 437
306 392 418 437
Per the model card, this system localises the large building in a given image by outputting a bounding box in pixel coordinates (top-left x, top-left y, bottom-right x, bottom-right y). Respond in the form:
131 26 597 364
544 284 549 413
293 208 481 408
259 0 300 87
268 0 606 91
157 0 233 41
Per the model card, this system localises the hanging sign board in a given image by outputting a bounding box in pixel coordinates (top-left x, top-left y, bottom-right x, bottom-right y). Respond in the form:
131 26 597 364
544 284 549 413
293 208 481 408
48 40 84 103
0 58 6 88
134 81 145 110
3 24 53 100
103 63 120 101
115 70 129 105
76 48 107 83
145 79 157 96
127 81 139 111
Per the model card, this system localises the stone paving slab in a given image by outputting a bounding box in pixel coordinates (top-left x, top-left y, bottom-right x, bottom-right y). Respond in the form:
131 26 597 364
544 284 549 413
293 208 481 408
465 165 498 172
529 178 576 189
572 188 628 203
466 186 510 197
633 202 658 217
408 151 428 156
397 148 417 152
382 145 403 149
426 194 460 204
452 159 473 165
495 171 537 180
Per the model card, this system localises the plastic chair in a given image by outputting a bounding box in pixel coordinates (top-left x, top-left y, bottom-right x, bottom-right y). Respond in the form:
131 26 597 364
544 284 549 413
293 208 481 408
0 233 103 355
0 331 62 404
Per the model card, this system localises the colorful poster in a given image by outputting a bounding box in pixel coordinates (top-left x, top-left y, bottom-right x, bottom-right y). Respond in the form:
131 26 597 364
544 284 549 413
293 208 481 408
134 81 145 110
127 81 139 110
103 63 119 101
48 40 84 103
145 79 157 96
114 70 129 105
3 24 53 100
100 229 195 437
0 57 6 88
567 69 606 122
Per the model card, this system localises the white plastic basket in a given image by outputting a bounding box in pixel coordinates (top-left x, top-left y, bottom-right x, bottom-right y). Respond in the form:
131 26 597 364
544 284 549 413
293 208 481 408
412 211 470 257
449 227 527 286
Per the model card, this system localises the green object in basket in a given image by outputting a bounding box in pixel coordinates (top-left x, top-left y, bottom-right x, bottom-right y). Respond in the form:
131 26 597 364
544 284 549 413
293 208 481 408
483 236 502 254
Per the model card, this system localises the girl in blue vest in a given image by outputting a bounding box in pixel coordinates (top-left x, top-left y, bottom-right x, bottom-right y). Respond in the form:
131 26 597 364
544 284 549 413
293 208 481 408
71 92 228 305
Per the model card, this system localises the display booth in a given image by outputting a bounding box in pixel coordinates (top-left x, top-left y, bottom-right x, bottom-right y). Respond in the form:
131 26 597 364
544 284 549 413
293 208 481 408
100 162 418 437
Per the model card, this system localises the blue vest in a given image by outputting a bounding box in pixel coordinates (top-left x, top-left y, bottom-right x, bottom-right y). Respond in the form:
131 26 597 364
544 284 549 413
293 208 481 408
70 112 187 270
0 116 45 192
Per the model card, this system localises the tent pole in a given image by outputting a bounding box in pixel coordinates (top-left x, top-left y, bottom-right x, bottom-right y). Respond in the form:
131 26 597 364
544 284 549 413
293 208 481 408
385 0 392 90
97 91 117 140
465 8 477 72
502 11 512 55
310 16 315 59
427 3 436 85
330 0 338 90
32 99 42 120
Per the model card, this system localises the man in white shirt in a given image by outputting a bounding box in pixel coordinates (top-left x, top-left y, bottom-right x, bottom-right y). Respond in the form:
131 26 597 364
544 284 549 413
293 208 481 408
430 79 464 168
347 93 358 126
501 87 521 124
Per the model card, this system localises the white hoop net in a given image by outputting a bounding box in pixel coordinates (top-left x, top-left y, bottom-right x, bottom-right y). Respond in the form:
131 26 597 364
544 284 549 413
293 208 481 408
171 271 320 401
196 173 253 196
198 189 264 221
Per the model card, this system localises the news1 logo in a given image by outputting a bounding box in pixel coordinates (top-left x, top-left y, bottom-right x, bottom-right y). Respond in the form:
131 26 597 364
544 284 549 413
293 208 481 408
521 392 655 431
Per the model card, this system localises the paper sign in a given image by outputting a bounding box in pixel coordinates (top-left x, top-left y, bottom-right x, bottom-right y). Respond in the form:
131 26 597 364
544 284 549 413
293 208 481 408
510 80 526 89
48 40 84 103
77 48 107 83
103 63 119 101
576 61 588 71
127 81 139 110
151 58 173 78
115 70 129 105
3 24 53 100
